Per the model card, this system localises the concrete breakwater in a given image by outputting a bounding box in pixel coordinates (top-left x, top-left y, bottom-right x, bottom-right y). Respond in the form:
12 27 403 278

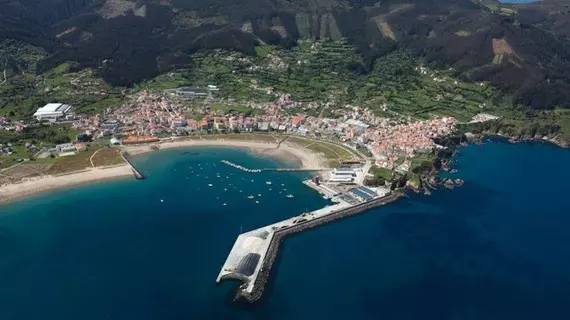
221 160 327 173
218 192 401 303
120 152 145 180
221 160 262 173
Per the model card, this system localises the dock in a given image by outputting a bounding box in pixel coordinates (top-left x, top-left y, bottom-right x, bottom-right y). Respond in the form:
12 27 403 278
120 151 145 180
220 160 328 173
216 191 401 302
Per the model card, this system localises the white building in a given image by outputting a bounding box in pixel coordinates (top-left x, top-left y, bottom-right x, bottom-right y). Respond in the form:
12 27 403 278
328 168 356 183
33 103 72 122
55 143 77 154
110 137 122 145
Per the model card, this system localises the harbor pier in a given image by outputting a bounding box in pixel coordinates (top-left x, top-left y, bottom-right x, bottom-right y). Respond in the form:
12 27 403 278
220 160 328 173
216 191 401 302
120 151 145 180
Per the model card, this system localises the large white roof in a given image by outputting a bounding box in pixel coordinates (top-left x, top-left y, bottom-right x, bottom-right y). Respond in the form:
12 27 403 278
34 103 71 116
42 103 64 112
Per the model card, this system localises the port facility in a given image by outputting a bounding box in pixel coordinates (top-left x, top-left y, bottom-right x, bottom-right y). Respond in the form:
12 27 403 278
216 181 398 302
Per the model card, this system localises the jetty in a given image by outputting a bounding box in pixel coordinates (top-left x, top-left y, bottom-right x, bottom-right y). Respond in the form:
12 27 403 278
120 151 145 180
220 160 328 173
216 191 401 302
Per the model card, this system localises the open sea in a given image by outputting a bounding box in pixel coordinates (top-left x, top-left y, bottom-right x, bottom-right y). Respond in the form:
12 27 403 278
1 142 570 320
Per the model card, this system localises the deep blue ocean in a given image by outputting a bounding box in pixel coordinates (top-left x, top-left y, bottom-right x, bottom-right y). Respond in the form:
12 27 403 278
1 142 570 320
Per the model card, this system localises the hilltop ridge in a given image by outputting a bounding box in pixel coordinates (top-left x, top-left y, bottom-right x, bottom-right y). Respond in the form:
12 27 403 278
1 0 570 109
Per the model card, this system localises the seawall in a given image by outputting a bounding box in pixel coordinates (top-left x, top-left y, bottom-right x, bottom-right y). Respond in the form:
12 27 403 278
221 192 401 302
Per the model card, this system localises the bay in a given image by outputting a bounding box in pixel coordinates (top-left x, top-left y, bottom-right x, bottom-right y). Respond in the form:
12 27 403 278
0 142 569 320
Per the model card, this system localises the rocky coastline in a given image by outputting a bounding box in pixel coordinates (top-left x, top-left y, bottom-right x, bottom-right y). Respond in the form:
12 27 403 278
479 131 569 148
408 129 570 195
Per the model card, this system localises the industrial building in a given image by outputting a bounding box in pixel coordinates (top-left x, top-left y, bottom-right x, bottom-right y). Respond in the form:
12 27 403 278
328 168 356 183
55 143 77 153
350 186 377 201
33 103 72 122
175 87 209 98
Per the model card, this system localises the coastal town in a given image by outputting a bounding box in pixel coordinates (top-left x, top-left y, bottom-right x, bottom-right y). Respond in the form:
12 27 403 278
68 88 458 170
0 81 487 194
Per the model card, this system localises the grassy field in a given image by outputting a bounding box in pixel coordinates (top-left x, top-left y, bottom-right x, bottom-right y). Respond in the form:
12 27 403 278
287 136 355 167
90 148 124 167
369 166 395 181
255 45 276 58
0 145 36 169
410 152 436 172
357 146 373 157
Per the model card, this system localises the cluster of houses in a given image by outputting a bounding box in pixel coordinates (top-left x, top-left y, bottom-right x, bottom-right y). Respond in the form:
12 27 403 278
0 117 24 132
0 81 461 174
64 88 462 173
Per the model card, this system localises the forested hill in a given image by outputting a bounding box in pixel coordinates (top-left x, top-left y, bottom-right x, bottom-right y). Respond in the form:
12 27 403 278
1 0 570 109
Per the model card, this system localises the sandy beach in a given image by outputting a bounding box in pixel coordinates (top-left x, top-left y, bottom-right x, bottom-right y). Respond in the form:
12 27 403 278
123 138 327 169
0 165 133 205
0 138 326 206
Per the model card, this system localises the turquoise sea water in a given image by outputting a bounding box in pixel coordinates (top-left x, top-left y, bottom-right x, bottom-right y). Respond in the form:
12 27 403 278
1 142 570 319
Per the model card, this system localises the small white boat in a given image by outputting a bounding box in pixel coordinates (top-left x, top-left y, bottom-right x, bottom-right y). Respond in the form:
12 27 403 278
224 188 228 191
160 199 164 203
247 195 255 199
266 181 272 185
257 194 261 197
281 184 285 186
208 184 213 187
223 203 227 206
255 201 259 204
286 194 294 198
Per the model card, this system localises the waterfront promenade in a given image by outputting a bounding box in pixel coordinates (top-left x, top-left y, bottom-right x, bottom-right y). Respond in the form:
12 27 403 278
216 191 401 302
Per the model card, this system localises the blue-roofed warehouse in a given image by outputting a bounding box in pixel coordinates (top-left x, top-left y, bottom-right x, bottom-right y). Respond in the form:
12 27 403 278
358 186 377 197
350 188 373 201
